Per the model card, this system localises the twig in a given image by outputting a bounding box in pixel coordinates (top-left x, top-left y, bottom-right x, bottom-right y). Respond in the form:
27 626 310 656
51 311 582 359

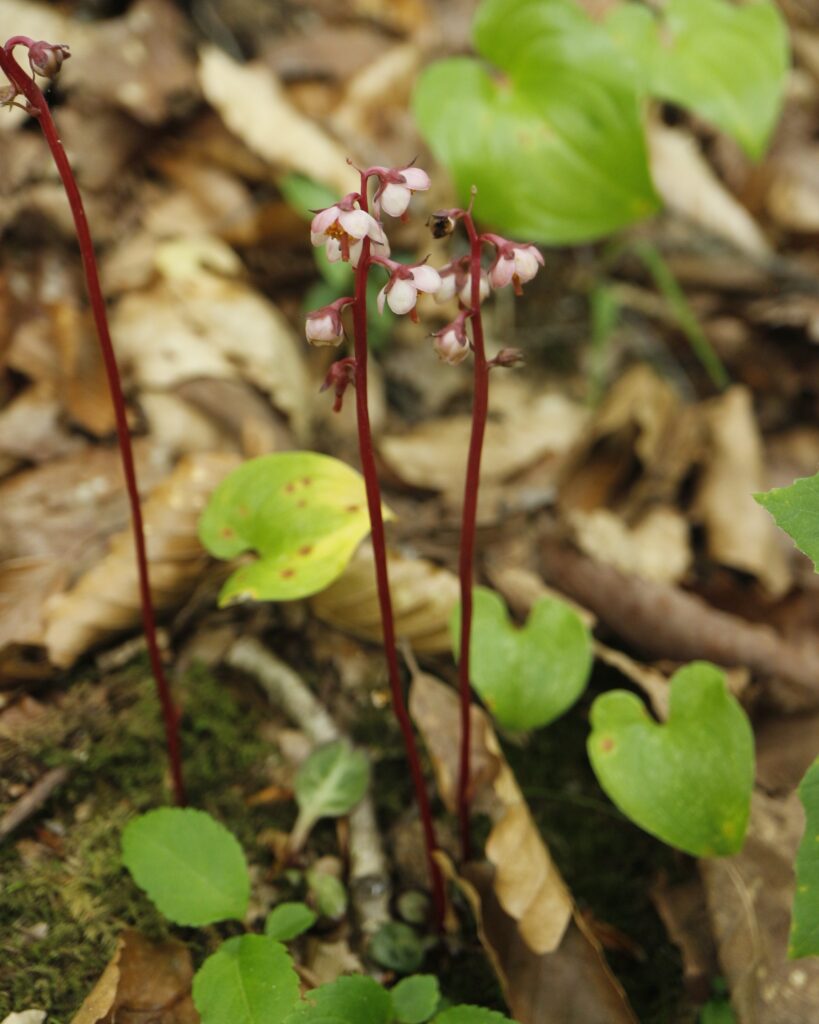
224 636 391 936
0 764 71 842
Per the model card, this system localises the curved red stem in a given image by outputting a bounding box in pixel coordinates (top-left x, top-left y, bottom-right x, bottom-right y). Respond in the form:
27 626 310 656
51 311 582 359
0 45 185 805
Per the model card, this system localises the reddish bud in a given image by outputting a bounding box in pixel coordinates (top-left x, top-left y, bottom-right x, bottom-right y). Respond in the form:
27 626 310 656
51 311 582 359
28 41 71 80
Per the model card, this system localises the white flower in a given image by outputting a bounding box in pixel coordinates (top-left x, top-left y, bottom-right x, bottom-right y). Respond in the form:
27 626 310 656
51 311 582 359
310 200 388 263
377 167 432 218
326 233 390 269
305 300 349 347
458 270 490 308
377 264 442 316
489 243 544 293
432 318 469 365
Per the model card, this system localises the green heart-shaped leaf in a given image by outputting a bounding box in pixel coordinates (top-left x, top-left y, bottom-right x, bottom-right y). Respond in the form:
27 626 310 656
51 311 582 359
605 0 788 159
452 587 592 731
122 808 249 926
193 935 301 1024
199 452 390 605
755 471 819 573
414 0 658 243
290 741 370 850
790 757 819 958
588 662 754 857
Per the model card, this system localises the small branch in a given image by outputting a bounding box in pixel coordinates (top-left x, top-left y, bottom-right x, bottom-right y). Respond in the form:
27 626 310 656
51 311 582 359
0 764 72 843
224 636 391 936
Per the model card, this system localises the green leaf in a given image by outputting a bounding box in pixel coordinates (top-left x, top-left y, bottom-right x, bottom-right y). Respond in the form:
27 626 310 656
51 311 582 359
193 935 301 1024
790 758 819 958
606 0 788 159
369 922 425 974
265 901 318 941
391 975 440 1024
279 174 340 221
452 588 592 731
290 741 369 851
699 998 737 1024
434 1008 513 1024
306 868 348 920
588 662 754 857
199 452 390 605
122 808 249 926
413 0 658 243
755 472 819 573
285 975 391 1024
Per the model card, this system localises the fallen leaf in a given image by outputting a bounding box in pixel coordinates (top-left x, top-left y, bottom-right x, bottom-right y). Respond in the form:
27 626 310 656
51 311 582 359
44 452 239 667
310 543 459 653
650 874 717 1003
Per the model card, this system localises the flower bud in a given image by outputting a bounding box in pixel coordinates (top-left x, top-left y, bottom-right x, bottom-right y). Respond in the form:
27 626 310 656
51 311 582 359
432 315 469 366
305 298 351 347
28 41 71 80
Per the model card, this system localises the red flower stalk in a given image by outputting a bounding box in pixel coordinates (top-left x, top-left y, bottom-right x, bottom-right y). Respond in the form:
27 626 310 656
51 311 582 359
0 38 185 805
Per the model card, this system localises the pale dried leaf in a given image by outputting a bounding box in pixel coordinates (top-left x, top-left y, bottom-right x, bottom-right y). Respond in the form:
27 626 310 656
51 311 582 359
649 124 770 257
766 145 819 232
44 453 239 667
2 1013 47 1024
311 543 459 654
198 46 358 197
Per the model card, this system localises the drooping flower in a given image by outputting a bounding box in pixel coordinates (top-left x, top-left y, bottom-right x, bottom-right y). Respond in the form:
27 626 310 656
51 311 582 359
310 194 388 263
372 165 432 218
305 297 352 347
27 41 70 79
377 262 442 319
486 236 544 295
432 312 470 366
433 259 491 308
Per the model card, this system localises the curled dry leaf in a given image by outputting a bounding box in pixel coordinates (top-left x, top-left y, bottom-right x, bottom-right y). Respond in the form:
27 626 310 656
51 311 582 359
198 45 358 197
648 123 770 257
44 453 239 668
310 543 459 654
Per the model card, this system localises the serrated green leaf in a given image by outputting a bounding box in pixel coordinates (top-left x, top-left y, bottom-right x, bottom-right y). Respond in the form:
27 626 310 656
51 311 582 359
391 975 440 1024
369 922 425 974
588 662 754 857
265 901 318 941
285 975 391 1024
755 472 819 573
790 758 819 958
290 741 369 851
434 1008 513 1024
193 935 301 1024
414 0 658 243
199 452 391 605
606 0 788 159
452 587 592 731
122 808 249 926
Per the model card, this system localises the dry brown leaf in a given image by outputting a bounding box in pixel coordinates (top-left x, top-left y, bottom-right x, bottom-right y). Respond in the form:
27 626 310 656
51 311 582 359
0 558 67 651
71 930 196 1024
694 386 791 595
198 46 358 197
700 792 819 1024
44 452 239 667
409 671 572 953
310 543 459 654
111 236 309 438
766 144 819 232
649 123 770 256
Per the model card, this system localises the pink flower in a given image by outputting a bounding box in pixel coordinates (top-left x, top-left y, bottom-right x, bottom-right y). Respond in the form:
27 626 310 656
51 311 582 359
458 270 491 307
27 40 70 79
325 233 390 269
373 166 432 218
305 298 351 347
432 314 469 365
433 261 491 308
377 263 442 318
310 195 388 263
487 238 544 295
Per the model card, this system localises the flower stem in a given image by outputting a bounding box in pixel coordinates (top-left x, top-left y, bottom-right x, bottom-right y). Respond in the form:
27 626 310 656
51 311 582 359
456 212 490 863
351 174 445 928
0 45 185 805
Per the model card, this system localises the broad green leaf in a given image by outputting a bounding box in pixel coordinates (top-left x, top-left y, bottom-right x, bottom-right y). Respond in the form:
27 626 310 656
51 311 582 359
265 901 318 941
606 0 788 159
306 868 348 920
414 0 658 243
588 662 754 857
279 174 340 221
199 452 391 605
290 741 369 850
391 975 440 1024
193 935 301 1024
285 975 391 1024
434 1009 513 1024
699 998 737 1024
369 922 425 973
755 472 819 573
122 808 249 926
452 587 592 731
790 757 819 958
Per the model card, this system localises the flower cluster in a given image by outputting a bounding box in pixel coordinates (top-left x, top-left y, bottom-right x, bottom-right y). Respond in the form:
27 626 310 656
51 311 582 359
303 163 544 383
